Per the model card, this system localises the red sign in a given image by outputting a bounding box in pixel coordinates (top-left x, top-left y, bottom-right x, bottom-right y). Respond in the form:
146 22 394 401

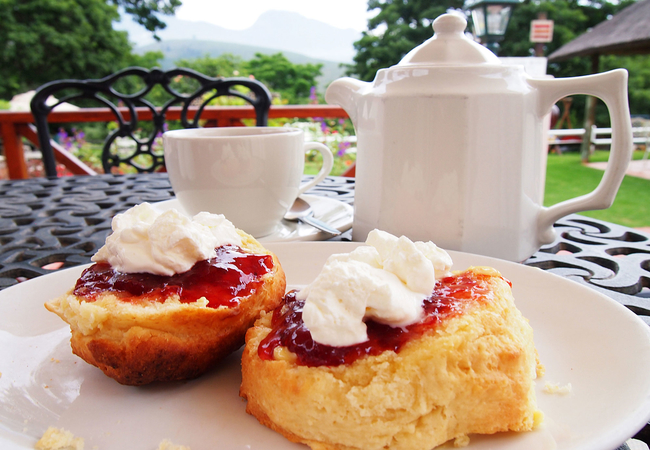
530 19 554 43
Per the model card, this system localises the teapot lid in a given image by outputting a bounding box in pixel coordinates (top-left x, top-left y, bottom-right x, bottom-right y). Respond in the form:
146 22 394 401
397 13 500 66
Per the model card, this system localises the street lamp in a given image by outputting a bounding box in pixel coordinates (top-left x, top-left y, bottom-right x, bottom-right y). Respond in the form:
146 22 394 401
467 0 520 54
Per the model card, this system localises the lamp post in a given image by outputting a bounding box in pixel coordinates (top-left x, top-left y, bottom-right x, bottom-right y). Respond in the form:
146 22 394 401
467 0 520 55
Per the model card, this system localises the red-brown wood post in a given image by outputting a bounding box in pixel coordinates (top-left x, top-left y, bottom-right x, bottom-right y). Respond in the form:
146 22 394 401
1 121 28 179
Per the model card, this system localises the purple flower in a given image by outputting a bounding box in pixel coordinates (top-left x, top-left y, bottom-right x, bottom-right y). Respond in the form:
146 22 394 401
56 128 68 142
337 141 351 157
309 86 318 104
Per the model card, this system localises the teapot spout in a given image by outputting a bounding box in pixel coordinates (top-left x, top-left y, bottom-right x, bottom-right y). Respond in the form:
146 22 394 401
325 77 368 124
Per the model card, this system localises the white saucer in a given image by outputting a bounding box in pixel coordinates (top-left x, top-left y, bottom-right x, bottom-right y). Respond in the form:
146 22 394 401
2 244 650 449
151 194 353 242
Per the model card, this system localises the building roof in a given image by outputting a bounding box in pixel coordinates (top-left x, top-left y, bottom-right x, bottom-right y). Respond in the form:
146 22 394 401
548 0 650 62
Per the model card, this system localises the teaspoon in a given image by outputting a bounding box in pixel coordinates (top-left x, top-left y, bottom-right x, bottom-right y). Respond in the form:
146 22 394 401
284 197 341 236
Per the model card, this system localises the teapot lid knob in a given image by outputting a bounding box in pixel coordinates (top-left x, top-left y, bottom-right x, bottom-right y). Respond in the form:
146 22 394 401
432 13 467 35
398 12 500 66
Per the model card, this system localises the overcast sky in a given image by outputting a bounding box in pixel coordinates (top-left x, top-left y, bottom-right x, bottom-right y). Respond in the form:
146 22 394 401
174 0 374 32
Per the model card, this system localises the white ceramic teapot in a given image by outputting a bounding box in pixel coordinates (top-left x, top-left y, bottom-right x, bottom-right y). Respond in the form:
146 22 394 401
325 13 633 262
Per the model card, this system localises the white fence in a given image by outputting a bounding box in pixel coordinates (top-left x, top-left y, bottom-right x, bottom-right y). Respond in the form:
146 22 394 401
548 125 650 150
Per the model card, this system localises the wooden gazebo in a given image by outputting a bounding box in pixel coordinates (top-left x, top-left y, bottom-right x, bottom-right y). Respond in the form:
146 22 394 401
548 0 650 62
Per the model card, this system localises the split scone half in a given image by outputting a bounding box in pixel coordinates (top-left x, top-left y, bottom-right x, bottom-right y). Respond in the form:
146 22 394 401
46 231 285 386
240 266 543 450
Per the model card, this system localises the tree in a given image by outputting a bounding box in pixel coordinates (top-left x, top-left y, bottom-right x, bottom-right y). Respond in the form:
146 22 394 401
0 0 180 100
347 0 634 82
124 50 165 69
111 0 181 37
603 53 650 120
246 53 322 104
166 54 247 105
499 0 635 79
346 0 466 81
347 0 646 122
175 53 245 79
501 0 648 125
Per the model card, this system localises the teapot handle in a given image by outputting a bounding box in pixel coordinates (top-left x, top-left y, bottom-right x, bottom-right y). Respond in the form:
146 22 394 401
529 69 633 245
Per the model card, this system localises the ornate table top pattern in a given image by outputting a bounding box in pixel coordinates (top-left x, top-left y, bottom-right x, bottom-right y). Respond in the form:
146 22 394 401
0 174 355 288
528 215 650 326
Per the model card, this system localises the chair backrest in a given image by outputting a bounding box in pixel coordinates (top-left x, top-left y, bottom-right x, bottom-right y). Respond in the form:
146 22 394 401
30 67 273 177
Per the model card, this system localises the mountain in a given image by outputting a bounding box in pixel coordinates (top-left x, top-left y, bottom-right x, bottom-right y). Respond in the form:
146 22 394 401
136 39 347 89
116 10 361 63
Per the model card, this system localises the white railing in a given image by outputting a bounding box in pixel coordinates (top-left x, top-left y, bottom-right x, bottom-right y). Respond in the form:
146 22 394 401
548 128 586 146
590 125 650 148
548 125 650 150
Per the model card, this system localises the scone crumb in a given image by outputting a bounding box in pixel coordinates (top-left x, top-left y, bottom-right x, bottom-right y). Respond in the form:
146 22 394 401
158 439 191 450
35 426 84 450
543 381 572 395
453 435 470 447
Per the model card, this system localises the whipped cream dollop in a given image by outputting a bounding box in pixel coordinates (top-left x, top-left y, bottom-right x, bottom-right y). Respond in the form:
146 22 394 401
92 203 242 276
299 229 453 347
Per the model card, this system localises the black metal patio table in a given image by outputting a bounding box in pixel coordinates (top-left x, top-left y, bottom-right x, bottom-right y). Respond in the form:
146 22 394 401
0 172 648 450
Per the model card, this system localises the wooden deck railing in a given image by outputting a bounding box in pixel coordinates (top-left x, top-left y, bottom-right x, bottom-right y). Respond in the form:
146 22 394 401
0 105 349 179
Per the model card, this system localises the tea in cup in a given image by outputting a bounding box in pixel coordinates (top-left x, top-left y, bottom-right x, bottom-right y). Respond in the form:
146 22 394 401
163 127 333 237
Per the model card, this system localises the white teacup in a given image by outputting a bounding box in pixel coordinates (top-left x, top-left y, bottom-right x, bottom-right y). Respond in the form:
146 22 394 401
163 127 333 237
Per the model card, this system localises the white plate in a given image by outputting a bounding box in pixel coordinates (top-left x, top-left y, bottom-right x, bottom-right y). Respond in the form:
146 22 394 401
151 194 353 242
1 243 650 450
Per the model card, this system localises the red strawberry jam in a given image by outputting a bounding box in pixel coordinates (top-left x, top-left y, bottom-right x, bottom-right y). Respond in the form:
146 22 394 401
73 245 273 308
258 271 504 367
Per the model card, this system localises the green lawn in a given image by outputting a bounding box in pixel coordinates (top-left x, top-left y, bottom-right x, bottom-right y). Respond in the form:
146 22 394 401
545 150 650 228
308 149 650 228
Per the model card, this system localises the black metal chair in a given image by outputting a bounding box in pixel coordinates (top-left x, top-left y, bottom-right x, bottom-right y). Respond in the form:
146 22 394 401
30 67 273 177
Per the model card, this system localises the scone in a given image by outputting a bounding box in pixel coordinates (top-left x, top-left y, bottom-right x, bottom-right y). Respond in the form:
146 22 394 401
240 230 542 450
45 203 286 386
